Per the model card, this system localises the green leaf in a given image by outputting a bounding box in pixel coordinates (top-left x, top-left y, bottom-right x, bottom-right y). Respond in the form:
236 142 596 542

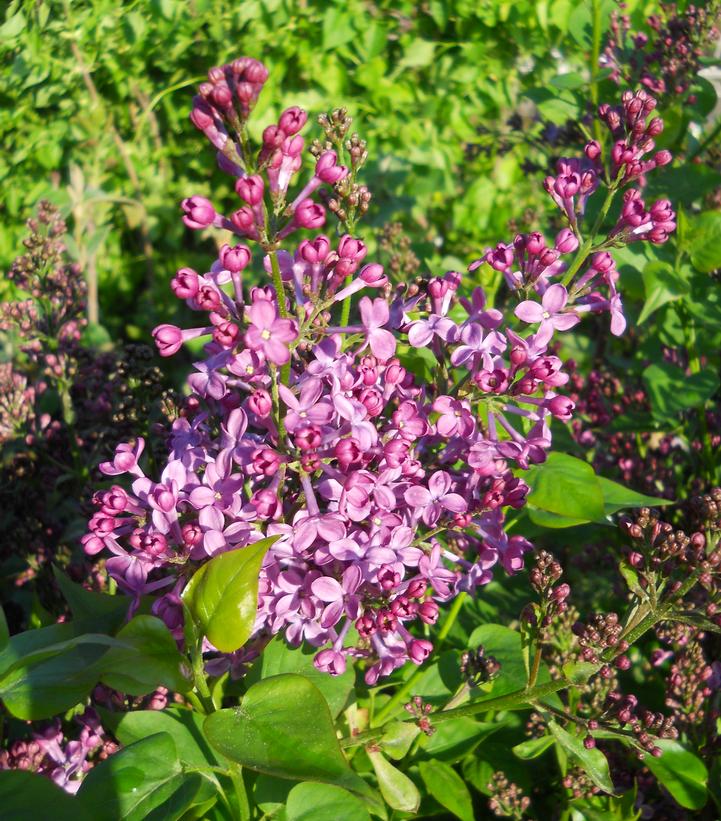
367 749 420 814
549 72 586 90
0 606 8 651
418 759 474 821
468 624 527 698
0 770 92 821
100 615 191 695
0 636 121 720
642 362 719 422
548 721 615 795
0 12 26 39
183 537 277 653
689 211 721 273
525 453 605 523
254 635 354 718
286 782 370 821
597 477 674 515
644 740 708 810
322 6 355 51
203 674 379 810
512 735 555 760
379 721 420 760
399 39 436 69
78 733 202 821
422 718 502 762
638 261 689 324
114 707 221 770
52 566 129 632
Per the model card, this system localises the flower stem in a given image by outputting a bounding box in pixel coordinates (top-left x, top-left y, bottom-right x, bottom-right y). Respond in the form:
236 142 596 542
339 274 353 327
561 186 617 288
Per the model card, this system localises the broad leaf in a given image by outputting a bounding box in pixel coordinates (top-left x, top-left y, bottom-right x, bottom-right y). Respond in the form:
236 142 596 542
689 211 721 273
77 733 203 821
597 477 673 515
642 362 719 422
525 453 605 523
644 740 708 810
52 566 129 632
512 735 554 760
548 721 615 795
203 674 379 810
367 749 420 813
0 770 92 821
254 635 354 717
418 759 474 821
114 707 221 770
183 537 277 653
0 638 117 720
638 261 689 324
286 782 370 821
100 615 191 695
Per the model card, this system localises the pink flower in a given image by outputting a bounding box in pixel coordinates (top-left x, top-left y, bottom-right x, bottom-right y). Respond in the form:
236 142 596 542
359 297 396 361
514 284 580 335
181 196 217 229
404 471 467 527
244 300 298 365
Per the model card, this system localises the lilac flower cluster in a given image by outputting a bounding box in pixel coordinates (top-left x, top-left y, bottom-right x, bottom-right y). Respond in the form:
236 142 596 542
602 3 720 103
0 709 116 794
83 62 675 682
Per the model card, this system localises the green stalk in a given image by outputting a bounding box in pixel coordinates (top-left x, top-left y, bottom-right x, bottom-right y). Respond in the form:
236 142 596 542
229 764 251 821
562 186 617 289
339 274 353 327
269 250 292 386
590 0 603 145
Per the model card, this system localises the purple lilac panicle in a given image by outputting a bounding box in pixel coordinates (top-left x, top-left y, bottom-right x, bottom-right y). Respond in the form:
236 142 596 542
84 62 674 683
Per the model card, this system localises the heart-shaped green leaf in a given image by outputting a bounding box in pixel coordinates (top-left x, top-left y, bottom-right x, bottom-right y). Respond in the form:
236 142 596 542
286 782 370 821
252 635 354 717
203 674 379 810
100 615 191 695
183 537 277 653
77 732 203 821
644 740 708 810
0 770 92 820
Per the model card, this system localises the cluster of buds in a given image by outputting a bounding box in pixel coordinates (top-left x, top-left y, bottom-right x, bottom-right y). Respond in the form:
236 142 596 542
0 709 116 794
573 612 630 672
487 771 530 819
523 550 570 637
459 644 501 687
378 222 421 280
598 90 672 184
690 487 721 531
601 691 677 758
602 3 721 103
562 766 601 800
404 695 435 736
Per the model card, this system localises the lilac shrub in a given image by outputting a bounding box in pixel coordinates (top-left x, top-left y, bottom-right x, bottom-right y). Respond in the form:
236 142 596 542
83 60 675 685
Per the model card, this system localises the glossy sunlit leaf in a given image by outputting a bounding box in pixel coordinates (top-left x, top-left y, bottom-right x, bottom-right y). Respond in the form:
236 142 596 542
525 453 605 522
367 749 420 814
644 740 708 810
286 782 370 821
77 732 203 821
100 615 191 695
183 537 277 653
203 674 380 811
